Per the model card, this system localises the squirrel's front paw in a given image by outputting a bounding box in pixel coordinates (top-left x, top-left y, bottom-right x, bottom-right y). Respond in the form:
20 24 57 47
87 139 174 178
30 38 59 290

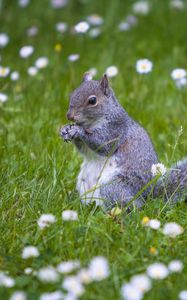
59 124 80 142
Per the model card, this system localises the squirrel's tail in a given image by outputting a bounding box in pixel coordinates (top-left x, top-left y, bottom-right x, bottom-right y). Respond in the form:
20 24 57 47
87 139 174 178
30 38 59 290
153 158 187 202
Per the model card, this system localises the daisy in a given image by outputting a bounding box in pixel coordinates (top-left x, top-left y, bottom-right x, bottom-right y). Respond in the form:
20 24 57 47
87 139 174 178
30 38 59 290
10 71 20 81
0 33 9 48
162 222 184 238
148 219 161 230
0 272 15 288
62 210 78 221
170 0 185 10
24 268 33 275
37 266 59 283
62 276 85 297
27 66 38 76
141 216 150 226
110 206 122 216
179 291 187 300
176 77 187 88
56 22 68 33
77 268 92 284
147 263 169 279
0 93 8 103
132 1 150 15
18 0 30 7
37 213 56 229
0 66 10 78
87 67 97 77
88 28 101 38
86 14 104 26
68 54 80 62
22 246 39 259
168 260 183 273
121 283 143 300
151 163 166 176
130 274 152 293
10 291 27 300
35 57 49 69
136 59 153 74
19 46 34 58
88 256 110 281
40 291 64 300
171 68 186 80
26 26 38 37
57 260 80 274
75 21 90 33
51 0 68 9
118 22 131 32
105 66 119 77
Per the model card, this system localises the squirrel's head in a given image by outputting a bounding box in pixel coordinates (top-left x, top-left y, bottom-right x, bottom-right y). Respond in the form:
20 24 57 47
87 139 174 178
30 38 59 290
67 73 115 128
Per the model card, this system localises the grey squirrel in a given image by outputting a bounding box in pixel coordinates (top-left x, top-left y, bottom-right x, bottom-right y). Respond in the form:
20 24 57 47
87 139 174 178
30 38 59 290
60 73 187 209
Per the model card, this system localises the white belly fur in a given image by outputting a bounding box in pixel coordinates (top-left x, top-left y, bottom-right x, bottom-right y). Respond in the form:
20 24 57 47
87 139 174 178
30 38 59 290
76 149 117 206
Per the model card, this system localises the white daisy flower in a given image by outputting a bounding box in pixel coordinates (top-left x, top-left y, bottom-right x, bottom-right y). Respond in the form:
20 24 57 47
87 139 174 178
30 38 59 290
88 256 110 281
86 14 104 26
148 219 161 230
62 210 78 221
18 0 30 7
35 57 49 69
40 290 64 300
57 260 80 274
0 272 15 288
51 0 68 9
75 21 90 34
0 33 9 48
11 71 19 81
68 54 80 62
179 291 187 300
27 66 38 76
130 274 152 293
37 266 59 283
87 67 97 77
77 268 92 284
136 59 153 74
0 93 8 103
10 291 27 300
0 66 10 78
121 283 143 300
56 22 68 33
37 213 56 229
26 26 38 37
162 222 184 238
88 28 101 38
22 246 39 259
170 0 185 10
19 45 34 58
24 268 33 275
132 1 150 15
106 66 119 77
171 68 186 80
168 260 183 273
126 15 138 26
147 263 169 279
118 22 131 32
62 276 85 297
176 77 187 88
151 163 166 176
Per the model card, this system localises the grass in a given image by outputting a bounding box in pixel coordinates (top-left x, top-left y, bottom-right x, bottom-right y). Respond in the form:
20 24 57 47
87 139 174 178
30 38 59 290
0 0 187 299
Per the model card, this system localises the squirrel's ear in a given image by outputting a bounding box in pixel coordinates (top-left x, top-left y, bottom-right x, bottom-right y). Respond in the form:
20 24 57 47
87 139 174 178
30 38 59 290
82 72 92 82
100 74 110 96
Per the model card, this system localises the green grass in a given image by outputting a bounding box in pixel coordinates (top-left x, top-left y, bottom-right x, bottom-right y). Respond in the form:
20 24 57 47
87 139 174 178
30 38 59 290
0 0 187 299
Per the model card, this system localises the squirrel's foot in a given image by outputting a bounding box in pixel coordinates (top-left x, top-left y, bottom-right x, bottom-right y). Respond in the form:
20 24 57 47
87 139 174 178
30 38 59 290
59 124 80 142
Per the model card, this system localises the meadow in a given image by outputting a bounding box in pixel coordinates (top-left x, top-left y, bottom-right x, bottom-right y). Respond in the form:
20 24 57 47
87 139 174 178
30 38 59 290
0 0 187 299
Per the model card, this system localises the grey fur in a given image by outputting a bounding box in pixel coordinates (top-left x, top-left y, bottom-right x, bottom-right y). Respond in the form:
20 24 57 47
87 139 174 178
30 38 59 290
60 75 187 209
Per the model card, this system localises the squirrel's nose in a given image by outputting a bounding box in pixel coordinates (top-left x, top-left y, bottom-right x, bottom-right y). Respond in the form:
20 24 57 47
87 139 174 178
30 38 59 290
67 111 75 122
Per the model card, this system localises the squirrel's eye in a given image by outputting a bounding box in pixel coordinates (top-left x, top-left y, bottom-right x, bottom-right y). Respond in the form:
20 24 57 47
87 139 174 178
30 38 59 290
88 96 97 105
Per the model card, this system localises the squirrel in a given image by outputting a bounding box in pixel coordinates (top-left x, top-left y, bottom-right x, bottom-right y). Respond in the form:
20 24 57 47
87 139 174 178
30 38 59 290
60 73 187 209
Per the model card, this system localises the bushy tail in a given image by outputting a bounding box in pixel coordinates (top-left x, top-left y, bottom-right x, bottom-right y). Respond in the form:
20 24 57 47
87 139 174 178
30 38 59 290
153 158 187 202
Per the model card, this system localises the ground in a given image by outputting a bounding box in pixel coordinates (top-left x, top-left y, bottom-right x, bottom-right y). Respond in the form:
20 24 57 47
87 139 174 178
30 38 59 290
0 0 187 299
